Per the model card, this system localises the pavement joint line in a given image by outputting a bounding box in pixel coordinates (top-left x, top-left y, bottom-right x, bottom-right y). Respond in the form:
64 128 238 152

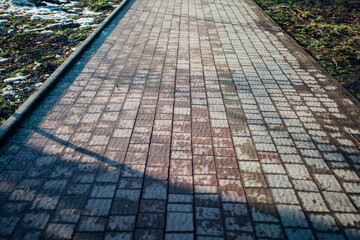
0 0 130 144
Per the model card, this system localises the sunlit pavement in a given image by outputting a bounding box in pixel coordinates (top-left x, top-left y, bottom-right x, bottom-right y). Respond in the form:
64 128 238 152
1 0 360 239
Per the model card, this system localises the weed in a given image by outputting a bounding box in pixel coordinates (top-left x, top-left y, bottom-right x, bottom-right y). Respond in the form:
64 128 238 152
57 57 66 64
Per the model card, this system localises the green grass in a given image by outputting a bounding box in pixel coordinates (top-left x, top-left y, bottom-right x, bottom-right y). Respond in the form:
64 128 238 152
254 0 360 99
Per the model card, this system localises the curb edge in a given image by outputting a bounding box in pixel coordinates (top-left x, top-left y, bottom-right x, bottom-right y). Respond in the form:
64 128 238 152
0 0 129 143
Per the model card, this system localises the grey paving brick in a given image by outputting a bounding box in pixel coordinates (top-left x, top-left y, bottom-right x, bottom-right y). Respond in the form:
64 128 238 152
284 228 315 240
107 215 136 231
254 223 283 238
166 212 194 232
45 223 75 239
0 216 20 236
83 199 112 216
308 213 339 231
22 212 50 230
276 205 308 227
78 216 107 232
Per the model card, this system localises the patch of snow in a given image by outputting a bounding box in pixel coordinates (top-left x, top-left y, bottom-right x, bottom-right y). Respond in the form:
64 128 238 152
62 1 79 8
4 75 28 83
79 24 98 29
61 18 73 23
2 0 35 7
33 62 42 70
82 9 103 16
74 17 94 26
40 30 53 34
3 90 15 97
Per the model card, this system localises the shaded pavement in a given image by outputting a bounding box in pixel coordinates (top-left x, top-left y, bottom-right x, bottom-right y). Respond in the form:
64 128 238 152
1 0 360 239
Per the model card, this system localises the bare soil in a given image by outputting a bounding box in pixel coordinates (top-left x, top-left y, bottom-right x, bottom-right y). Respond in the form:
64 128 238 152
0 0 122 124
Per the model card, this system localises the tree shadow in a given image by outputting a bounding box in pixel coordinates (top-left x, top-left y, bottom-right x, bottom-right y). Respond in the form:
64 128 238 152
0 126 352 239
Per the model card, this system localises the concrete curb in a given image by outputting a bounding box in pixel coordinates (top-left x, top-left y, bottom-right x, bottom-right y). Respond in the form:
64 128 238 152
0 0 129 143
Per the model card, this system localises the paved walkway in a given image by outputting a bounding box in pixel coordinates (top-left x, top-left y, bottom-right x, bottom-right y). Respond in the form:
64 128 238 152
1 0 360 239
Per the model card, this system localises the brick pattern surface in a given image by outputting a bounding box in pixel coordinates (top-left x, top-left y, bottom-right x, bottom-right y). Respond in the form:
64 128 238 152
1 0 360 239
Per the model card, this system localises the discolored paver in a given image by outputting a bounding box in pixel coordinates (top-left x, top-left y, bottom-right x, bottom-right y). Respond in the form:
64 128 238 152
1 0 360 239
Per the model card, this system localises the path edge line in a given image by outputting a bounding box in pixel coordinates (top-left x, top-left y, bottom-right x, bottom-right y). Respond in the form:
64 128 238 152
0 0 130 144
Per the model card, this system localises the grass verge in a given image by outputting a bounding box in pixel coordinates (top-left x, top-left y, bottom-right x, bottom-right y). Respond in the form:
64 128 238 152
253 0 360 99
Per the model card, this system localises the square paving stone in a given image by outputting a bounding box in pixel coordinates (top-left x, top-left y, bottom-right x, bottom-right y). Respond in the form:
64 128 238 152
245 188 273 204
298 192 329 212
11 229 42 240
118 177 143 189
292 180 318 192
111 200 139 215
143 181 167 199
166 212 194 232
196 207 221 220
265 174 292 188
249 203 279 223
41 179 68 194
345 228 360 240
53 209 81 223
137 213 165 229
83 199 112 216
44 223 75 239
284 228 315 240
31 195 60 210
225 216 253 232
140 200 166 213
322 192 357 212
313 174 342 192
66 184 91 195
308 213 339 231
195 194 220 207
167 203 192 213
276 204 308 227
0 216 20 236
90 184 116 198
0 202 29 216
22 212 50 230
222 203 248 217
335 213 360 228
78 216 107 232
197 219 224 236
271 188 299 204
135 229 164 240
165 233 194 240
254 223 283 238
227 232 256 240
115 189 141 201
106 215 136 231
316 232 346 240
104 232 132 240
